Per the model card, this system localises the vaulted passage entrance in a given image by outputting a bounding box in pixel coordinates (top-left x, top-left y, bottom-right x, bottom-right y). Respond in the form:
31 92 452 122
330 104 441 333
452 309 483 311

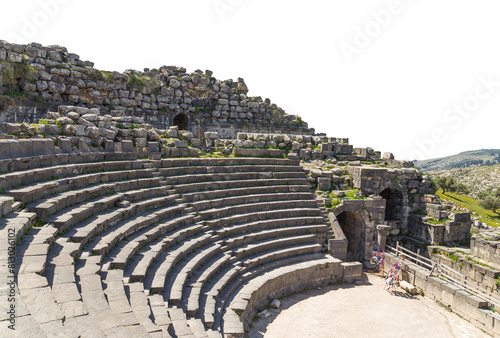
173 113 188 130
379 188 403 221
337 211 365 262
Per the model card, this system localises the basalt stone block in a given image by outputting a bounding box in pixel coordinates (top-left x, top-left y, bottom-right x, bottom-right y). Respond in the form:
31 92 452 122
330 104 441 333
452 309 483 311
170 148 181 157
317 177 331 191
122 140 133 152
147 142 159 154
105 140 115 153
114 142 123 153
32 139 54 156
19 139 33 157
135 138 147 148
0 140 10 159
59 138 72 153
7 140 20 158
188 148 199 157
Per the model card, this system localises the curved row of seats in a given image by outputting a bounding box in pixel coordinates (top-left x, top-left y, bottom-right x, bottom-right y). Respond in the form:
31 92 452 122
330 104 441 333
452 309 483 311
0 155 354 338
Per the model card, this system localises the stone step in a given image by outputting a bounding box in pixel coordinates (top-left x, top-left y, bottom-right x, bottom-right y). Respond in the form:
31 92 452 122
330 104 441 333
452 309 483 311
222 225 328 250
148 294 172 328
231 234 317 259
223 256 342 336
189 192 315 212
166 244 223 306
148 233 214 294
69 196 181 248
89 203 186 257
215 216 327 238
186 254 232 317
76 257 136 336
187 318 210 338
165 171 305 186
101 269 150 336
168 307 197 337
204 248 325 330
127 221 202 283
17 226 58 275
127 282 171 335
8 168 157 203
0 160 144 191
0 211 37 242
202 266 242 328
181 184 311 203
157 157 299 169
110 213 194 270
172 177 310 194
159 164 303 177
199 200 319 221
30 178 166 220
205 207 323 228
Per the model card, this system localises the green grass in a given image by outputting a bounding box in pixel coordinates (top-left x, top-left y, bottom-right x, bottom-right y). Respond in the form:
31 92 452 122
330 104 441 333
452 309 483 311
426 217 448 225
437 189 500 228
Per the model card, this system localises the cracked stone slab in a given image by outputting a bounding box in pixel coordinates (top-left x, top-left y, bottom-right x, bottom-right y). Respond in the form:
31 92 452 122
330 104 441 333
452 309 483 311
52 282 81 303
60 300 88 318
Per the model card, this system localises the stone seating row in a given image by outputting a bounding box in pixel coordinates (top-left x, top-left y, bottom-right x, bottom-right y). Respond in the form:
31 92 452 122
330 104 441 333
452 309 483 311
164 171 306 185
8 168 158 203
158 164 303 177
223 256 343 336
0 159 151 191
6 156 362 337
180 184 311 203
152 157 299 168
173 178 309 195
29 177 164 220
0 151 138 175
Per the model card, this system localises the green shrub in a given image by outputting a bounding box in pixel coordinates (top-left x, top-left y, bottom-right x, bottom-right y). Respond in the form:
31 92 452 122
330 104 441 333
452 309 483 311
0 95 14 111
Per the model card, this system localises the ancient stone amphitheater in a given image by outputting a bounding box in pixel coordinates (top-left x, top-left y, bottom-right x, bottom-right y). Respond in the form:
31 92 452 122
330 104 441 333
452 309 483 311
2 40 478 337
1 150 362 337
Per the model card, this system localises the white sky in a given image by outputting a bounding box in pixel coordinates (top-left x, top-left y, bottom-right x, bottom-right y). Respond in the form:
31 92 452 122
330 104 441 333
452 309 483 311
1 0 499 161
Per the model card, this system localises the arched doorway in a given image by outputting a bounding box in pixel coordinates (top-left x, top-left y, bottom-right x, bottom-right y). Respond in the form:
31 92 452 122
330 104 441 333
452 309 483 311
337 211 365 262
379 188 403 221
173 113 188 130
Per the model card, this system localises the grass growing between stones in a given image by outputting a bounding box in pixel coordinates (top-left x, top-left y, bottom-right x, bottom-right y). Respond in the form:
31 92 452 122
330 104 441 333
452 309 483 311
437 189 500 228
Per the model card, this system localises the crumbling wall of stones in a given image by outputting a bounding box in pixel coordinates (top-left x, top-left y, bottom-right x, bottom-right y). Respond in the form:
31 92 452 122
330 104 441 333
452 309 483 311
0 40 313 137
471 237 500 267
429 249 500 293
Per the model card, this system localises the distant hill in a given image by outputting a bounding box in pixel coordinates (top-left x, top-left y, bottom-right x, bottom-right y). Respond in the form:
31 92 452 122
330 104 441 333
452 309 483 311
429 164 500 199
414 149 500 172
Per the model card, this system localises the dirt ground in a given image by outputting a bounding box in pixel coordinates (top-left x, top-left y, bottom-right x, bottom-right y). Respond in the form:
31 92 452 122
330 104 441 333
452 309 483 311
247 273 490 338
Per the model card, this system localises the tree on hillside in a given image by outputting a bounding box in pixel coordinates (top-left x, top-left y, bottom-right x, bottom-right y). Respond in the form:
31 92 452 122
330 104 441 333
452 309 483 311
436 177 456 195
479 189 500 216
455 183 470 195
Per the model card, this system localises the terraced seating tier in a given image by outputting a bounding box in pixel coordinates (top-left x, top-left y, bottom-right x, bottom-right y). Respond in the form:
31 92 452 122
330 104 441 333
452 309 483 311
3 156 365 338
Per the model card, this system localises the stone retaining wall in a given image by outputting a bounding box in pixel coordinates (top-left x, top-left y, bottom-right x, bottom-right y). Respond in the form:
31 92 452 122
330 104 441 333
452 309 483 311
385 252 500 336
471 237 500 267
0 40 314 136
429 253 500 294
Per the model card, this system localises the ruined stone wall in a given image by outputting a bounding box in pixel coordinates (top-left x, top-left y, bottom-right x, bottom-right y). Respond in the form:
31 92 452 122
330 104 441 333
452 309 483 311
407 213 471 245
0 40 314 137
346 166 433 234
471 237 500 267
430 253 500 294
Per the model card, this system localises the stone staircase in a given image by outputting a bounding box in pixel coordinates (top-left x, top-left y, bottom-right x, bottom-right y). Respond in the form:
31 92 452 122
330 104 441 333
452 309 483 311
0 155 361 337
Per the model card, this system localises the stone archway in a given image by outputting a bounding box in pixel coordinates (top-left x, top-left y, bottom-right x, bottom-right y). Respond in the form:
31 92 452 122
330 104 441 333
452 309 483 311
379 188 403 221
336 211 365 262
173 113 188 130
